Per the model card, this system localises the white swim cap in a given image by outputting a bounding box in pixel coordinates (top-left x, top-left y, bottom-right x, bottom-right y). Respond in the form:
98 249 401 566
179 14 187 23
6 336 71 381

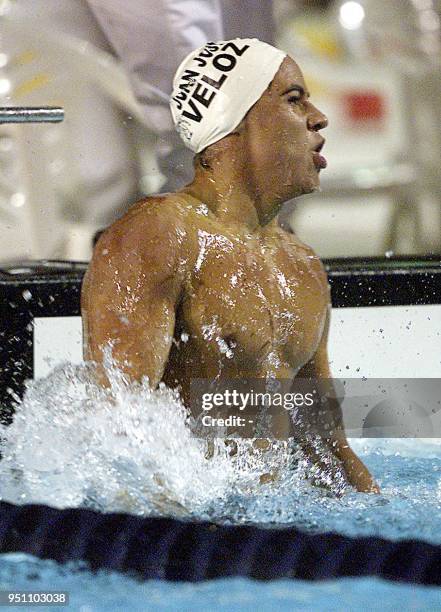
170 38 286 154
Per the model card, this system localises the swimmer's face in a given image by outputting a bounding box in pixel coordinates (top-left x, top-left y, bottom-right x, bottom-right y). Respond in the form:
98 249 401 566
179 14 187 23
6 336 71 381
245 56 328 221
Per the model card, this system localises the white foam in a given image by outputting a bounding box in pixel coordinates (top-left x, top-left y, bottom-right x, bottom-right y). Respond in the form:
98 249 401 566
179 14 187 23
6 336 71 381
0 352 376 519
0 354 238 517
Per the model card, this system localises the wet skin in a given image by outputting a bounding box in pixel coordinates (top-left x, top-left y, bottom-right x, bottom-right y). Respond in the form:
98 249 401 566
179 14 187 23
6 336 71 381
82 57 379 493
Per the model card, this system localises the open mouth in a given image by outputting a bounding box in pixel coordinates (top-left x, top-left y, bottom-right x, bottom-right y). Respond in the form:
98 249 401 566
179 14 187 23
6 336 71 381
312 139 327 171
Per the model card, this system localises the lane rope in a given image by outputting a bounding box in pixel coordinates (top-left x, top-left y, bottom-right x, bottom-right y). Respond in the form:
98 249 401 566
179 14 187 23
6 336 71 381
0 501 440 584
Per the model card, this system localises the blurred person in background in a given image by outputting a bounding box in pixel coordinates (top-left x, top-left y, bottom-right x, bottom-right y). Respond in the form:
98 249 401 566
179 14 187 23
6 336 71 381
0 0 276 261
85 0 276 193
0 0 141 259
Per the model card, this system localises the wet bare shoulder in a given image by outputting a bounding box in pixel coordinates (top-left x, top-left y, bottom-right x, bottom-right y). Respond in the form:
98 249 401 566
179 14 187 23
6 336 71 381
91 194 196 271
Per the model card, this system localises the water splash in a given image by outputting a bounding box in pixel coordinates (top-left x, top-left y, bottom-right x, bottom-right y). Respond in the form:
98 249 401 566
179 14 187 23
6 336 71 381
2 358 441 543
0 352 349 518
0 357 236 517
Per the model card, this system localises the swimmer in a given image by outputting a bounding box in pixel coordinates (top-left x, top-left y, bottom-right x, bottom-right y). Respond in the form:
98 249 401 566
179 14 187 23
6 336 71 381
82 38 378 493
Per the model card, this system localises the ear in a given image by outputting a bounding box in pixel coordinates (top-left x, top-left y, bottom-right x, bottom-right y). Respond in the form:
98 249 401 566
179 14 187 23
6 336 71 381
194 150 212 171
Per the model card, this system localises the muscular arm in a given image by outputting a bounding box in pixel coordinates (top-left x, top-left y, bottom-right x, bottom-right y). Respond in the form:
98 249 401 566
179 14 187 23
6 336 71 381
81 202 188 387
293 308 379 493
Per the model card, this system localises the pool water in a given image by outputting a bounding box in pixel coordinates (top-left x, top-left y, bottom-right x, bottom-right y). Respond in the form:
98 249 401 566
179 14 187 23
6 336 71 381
1 362 441 610
0 552 440 611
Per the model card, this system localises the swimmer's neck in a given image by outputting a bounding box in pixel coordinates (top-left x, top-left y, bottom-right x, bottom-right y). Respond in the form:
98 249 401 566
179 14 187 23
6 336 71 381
180 149 283 232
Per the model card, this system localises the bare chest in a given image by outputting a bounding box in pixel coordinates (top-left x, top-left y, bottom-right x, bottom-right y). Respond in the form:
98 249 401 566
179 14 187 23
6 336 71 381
179 228 329 374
